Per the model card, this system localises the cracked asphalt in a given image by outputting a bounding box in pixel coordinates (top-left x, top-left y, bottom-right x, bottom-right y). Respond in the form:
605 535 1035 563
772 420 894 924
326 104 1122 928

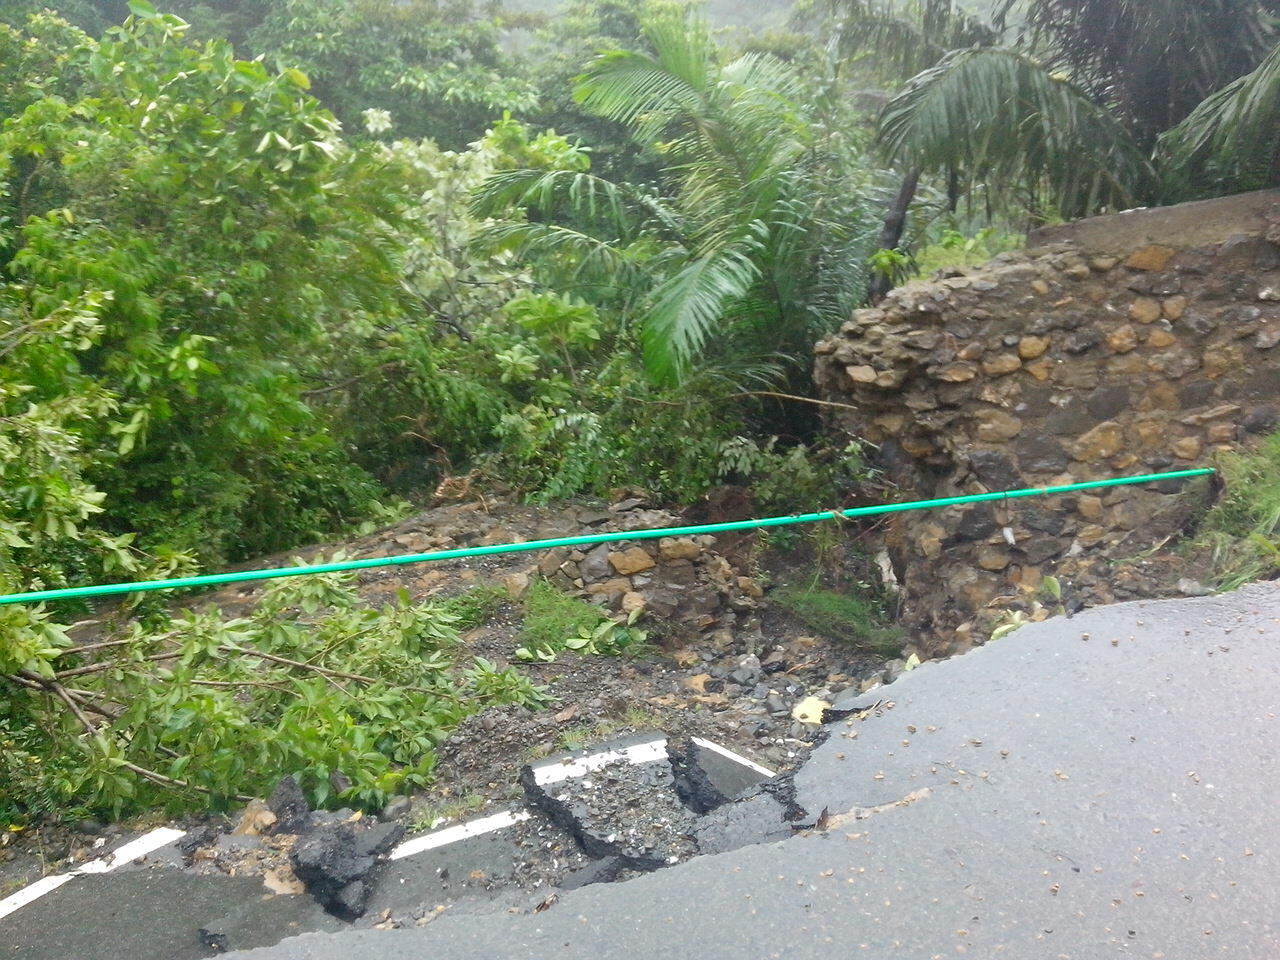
222 581 1280 960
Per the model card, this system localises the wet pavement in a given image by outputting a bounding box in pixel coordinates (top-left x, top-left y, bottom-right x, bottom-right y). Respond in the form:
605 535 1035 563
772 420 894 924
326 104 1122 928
0 733 772 957
209 581 1280 959
2 868 344 960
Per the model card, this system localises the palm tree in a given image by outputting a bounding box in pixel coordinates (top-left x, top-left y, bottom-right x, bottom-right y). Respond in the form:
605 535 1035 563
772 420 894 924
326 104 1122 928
876 46 1150 220
856 0 1280 227
478 10 878 386
811 1 1004 297
1006 0 1279 147
1159 40 1280 199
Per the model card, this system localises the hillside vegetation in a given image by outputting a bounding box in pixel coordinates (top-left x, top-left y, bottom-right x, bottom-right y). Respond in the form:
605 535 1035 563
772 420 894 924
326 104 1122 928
3 0 1280 824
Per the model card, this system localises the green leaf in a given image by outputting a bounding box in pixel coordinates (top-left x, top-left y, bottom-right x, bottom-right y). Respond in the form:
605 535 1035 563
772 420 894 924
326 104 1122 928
1159 41 1280 198
642 241 761 384
877 47 1149 218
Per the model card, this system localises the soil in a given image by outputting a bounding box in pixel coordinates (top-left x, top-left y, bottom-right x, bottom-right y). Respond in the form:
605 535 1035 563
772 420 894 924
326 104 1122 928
3 491 897 890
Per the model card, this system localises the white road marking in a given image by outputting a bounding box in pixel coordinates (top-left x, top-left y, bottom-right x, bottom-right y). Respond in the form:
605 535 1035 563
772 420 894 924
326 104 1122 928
0 875 75 921
388 809 531 861
0 739 773 917
387 736 774 863
690 736 776 779
0 826 185 921
531 737 669 786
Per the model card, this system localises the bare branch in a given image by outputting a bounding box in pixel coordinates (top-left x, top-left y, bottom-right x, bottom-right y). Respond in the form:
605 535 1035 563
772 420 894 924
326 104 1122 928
730 391 862 412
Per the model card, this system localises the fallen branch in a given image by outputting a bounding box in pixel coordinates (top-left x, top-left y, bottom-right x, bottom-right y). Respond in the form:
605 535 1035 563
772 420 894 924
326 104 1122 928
190 678 300 695
730 391 861 413
54 650 182 680
41 676 251 802
223 645 468 704
65 637 145 656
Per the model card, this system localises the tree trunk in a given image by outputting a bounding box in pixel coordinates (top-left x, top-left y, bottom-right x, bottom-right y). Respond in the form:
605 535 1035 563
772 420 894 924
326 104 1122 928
867 168 921 304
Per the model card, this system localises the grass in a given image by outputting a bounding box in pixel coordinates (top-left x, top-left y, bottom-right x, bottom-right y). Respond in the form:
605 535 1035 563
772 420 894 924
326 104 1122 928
913 226 1024 277
406 792 486 833
1194 432 1280 590
435 585 508 629
775 583 904 657
521 579 609 651
555 706 664 753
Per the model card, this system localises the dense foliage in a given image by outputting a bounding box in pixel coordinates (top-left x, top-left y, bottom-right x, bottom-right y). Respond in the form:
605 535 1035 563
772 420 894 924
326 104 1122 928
5 0 1280 822
2 571 546 822
0 10 404 588
829 0 1280 221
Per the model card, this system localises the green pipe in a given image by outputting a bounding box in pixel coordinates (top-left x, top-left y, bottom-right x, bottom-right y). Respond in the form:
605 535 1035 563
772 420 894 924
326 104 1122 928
0 468 1214 607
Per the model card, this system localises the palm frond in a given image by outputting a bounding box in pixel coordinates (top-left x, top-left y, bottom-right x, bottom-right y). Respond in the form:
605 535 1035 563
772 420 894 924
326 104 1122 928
1006 0 1276 141
719 51 807 105
474 221 642 290
877 46 1149 217
1159 40 1280 198
573 14 716 145
641 238 762 384
471 169 637 230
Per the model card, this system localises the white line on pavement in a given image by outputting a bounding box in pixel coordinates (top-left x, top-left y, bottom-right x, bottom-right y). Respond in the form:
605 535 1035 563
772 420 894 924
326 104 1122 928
389 810 531 861
531 737 670 786
690 736 777 779
0 826 186 921
0 738 774 918
386 735 774 863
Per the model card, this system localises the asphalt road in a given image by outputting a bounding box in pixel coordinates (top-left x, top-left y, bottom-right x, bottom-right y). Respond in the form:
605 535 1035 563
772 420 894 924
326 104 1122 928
223 581 1280 960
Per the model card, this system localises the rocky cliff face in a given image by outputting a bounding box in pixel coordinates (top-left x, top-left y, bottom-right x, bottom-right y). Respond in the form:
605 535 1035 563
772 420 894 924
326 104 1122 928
815 191 1280 656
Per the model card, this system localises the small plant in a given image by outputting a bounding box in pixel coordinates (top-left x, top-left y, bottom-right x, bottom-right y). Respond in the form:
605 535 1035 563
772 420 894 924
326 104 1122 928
559 609 650 657
516 607 649 663
514 579 650 662
869 246 912 282
435 586 508 629
989 576 1066 640
758 527 801 553
1194 433 1280 590
775 583 903 656
990 610 1031 641
516 579 609 659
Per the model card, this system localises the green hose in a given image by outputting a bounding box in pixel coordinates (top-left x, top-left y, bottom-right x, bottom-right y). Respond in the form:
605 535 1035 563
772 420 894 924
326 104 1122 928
0 468 1214 607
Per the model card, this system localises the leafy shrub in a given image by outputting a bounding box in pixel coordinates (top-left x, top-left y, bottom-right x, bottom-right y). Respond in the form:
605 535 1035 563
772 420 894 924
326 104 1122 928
0 571 547 821
0 8 415 581
716 437 870 514
515 577 650 661
0 706 90 829
517 607 650 663
518 578 610 657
